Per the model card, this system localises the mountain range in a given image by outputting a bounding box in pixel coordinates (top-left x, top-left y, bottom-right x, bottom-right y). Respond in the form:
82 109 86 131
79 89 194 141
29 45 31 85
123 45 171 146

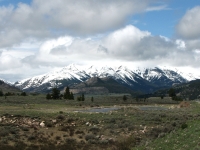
0 79 20 93
13 64 199 94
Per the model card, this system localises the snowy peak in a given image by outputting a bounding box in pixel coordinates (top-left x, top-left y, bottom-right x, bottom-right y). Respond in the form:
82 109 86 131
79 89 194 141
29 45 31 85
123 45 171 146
14 64 197 93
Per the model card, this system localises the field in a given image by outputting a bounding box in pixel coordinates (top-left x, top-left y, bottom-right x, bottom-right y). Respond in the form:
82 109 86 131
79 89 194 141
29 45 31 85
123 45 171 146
0 94 199 150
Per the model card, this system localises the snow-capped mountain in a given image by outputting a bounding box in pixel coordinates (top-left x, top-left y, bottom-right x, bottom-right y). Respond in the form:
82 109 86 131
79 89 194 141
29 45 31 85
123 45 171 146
14 64 196 93
0 79 20 93
135 67 187 87
0 78 13 86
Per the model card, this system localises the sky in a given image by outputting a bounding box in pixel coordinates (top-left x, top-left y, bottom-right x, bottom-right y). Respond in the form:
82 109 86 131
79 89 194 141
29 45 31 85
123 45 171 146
0 0 200 82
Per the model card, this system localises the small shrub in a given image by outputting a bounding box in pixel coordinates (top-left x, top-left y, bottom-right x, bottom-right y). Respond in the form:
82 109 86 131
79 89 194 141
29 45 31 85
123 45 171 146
0 129 9 136
56 115 65 120
59 111 63 114
85 134 96 141
67 118 75 123
117 136 136 150
59 126 70 132
75 130 85 135
181 123 188 129
21 127 29 131
69 128 74 136
45 121 53 127
128 126 135 131
55 136 61 140
28 135 36 141
89 127 100 134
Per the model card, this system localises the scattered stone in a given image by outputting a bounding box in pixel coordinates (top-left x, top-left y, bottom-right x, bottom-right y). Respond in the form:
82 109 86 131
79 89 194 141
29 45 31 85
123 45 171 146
52 119 57 123
40 121 45 128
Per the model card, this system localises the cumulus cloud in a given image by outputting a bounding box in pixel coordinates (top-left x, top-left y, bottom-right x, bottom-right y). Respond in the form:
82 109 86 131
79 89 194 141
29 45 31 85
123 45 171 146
1 24 200 81
0 0 157 48
102 25 176 61
21 25 200 69
176 6 200 52
0 54 22 70
177 6 200 39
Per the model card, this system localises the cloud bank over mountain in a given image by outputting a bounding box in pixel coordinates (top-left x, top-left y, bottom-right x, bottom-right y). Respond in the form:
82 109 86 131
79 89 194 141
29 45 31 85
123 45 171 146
0 0 199 82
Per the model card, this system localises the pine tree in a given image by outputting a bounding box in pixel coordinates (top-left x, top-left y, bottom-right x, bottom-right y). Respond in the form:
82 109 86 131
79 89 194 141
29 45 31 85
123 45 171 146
123 95 127 101
70 92 74 100
81 93 85 101
46 93 51 100
21 92 27 96
64 87 74 100
91 97 94 102
0 90 3 96
64 86 70 99
168 88 176 97
51 88 60 99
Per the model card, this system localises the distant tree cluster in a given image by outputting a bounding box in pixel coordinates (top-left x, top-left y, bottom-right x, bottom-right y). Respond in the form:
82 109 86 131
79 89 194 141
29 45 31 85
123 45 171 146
46 86 74 100
21 92 27 96
46 87 60 100
77 93 85 101
168 88 176 97
64 87 74 100
0 90 27 97
168 88 182 101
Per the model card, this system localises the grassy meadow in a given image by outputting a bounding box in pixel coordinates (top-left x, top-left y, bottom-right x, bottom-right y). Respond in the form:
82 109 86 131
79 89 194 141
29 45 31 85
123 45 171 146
0 94 199 150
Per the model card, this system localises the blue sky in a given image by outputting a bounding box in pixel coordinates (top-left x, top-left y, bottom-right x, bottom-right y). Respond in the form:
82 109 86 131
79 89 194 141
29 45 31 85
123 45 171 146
130 0 200 38
0 0 200 82
0 0 198 38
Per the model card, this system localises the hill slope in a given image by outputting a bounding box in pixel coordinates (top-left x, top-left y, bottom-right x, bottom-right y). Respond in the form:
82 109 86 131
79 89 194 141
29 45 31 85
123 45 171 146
0 80 20 93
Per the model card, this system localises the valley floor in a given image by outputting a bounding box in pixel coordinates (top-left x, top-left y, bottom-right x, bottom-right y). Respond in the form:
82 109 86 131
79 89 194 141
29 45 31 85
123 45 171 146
0 94 198 150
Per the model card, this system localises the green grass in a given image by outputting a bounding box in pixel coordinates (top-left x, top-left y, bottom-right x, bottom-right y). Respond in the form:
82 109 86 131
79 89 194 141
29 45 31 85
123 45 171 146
1 94 199 150
135 120 200 150
134 102 200 150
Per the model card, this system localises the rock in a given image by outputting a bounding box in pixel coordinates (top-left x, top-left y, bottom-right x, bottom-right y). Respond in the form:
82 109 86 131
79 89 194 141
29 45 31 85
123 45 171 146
52 119 57 123
40 121 45 127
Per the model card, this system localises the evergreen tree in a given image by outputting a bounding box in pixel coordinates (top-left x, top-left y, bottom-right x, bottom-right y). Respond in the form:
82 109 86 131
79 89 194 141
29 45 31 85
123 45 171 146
21 92 27 96
168 88 176 97
77 94 85 101
64 86 74 100
51 88 60 99
123 95 127 101
81 93 85 101
91 97 94 102
77 96 81 101
0 90 3 96
70 92 74 100
64 86 71 99
46 93 51 100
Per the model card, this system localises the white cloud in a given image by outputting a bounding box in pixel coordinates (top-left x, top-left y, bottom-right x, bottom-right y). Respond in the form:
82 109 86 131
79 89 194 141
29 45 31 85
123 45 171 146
20 25 200 69
176 6 200 52
1 24 200 81
176 39 186 50
0 54 22 70
0 0 157 48
146 4 170 12
177 6 200 39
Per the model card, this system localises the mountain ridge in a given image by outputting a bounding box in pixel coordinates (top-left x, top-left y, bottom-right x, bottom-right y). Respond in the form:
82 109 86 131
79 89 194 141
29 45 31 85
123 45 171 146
13 64 197 94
